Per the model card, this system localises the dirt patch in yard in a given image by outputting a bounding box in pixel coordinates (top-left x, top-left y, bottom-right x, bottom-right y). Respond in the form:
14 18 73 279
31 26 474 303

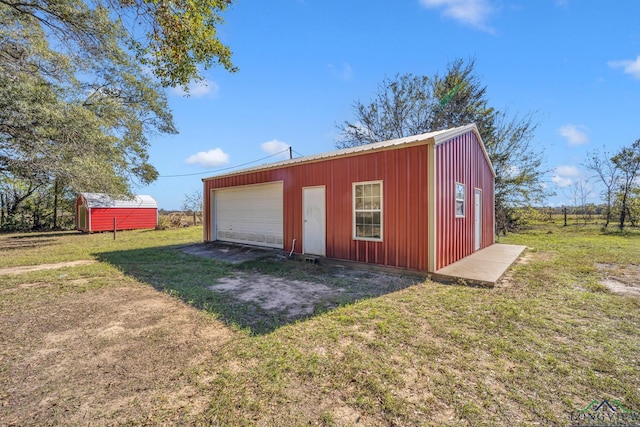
210 273 345 317
0 260 96 275
0 281 233 426
197 264 423 333
595 262 640 297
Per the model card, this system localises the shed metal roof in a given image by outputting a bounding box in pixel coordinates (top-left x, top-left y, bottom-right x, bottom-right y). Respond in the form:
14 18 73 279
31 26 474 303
79 193 158 209
202 123 494 181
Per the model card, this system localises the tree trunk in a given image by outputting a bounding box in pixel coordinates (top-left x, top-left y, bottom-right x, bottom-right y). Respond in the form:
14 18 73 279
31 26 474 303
53 179 59 229
0 192 5 227
619 192 628 230
627 206 636 227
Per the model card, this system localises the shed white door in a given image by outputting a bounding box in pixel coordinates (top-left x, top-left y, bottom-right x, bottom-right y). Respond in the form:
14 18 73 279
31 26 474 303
303 186 326 256
474 189 482 251
214 182 284 248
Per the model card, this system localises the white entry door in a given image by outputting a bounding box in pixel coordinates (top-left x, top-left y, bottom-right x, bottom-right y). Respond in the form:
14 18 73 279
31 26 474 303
303 186 326 256
474 189 482 251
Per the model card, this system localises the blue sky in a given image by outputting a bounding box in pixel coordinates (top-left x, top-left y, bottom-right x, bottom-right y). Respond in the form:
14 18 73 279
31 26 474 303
141 0 640 210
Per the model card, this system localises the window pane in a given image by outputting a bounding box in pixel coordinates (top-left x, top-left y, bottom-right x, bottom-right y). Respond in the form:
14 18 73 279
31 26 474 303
371 195 380 209
364 196 371 209
372 184 381 197
372 212 381 227
455 183 465 200
356 212 369 225
354 182 383 240
456 200 464 216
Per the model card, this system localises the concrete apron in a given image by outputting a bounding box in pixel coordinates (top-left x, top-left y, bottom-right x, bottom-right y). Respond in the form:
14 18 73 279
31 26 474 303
432 244 527 287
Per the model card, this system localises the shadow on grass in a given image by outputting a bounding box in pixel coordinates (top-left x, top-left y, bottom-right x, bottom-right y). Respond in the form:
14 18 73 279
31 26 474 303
1 232 83 250
5 231 82 239
96 245 423 335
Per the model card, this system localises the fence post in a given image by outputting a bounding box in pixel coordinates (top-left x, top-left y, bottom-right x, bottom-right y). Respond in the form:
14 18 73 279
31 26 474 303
113 218 117 240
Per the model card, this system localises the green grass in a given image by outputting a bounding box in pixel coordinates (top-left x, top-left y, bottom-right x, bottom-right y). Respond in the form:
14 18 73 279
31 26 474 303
1 224 639 426
0 227 200 268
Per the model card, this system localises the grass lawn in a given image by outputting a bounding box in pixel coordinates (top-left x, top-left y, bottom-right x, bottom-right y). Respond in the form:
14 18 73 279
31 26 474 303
0 224 639 426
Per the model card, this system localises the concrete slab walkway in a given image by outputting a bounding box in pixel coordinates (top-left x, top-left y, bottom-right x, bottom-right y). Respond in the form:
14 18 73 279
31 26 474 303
433 244 527 286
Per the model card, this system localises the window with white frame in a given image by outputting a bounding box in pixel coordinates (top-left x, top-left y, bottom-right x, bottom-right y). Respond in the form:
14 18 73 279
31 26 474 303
353 181 383 240
455 182 465 218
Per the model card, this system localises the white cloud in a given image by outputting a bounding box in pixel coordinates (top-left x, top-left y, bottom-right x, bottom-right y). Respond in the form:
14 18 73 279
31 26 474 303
551 175 573 188
419 0 494 32
170 79 220 98
328 62 354 80
558 124 589 146
552 165 581 188
185 148 229 168
261 139 290 159
608 56 640 79
555 165 580 177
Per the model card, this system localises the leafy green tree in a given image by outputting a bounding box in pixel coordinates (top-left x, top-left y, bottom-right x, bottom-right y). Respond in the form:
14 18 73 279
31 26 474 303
611 139 640 230
336 59 547 234
0 1 177 229
0 0 236 87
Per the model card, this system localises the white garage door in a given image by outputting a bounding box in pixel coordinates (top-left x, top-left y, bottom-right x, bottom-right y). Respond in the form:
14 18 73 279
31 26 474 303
214 182 284 248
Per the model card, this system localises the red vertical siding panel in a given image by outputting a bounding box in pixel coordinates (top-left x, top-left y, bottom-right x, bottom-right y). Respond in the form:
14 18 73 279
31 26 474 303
88 208 157 231
435 131 495 269
203 144 432 271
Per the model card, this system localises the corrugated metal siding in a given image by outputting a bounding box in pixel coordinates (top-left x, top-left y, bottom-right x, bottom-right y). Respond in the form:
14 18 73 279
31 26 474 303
75 194 157 232
202 126 473 181
435 131 495 269
87 208 157 231
204 145 431 271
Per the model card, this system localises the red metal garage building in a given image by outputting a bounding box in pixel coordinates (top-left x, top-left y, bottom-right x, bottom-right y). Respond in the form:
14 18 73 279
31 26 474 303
76 193 158 232
202 123 495 273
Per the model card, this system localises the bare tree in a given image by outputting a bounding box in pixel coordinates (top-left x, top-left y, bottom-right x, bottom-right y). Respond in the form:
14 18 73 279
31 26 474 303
584 148 620 227
183 190 203 225
566 180 592 226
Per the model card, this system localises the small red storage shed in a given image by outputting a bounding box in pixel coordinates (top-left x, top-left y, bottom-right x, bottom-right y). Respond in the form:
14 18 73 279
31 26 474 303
202 123 495 273
76 193 158 232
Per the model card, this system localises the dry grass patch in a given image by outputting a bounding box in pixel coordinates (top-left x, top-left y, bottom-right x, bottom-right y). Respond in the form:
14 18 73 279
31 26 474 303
1 276 233 425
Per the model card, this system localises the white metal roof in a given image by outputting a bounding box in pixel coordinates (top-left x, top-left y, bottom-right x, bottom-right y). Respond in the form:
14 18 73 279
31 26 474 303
79 193 158 209
202 123 494 181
